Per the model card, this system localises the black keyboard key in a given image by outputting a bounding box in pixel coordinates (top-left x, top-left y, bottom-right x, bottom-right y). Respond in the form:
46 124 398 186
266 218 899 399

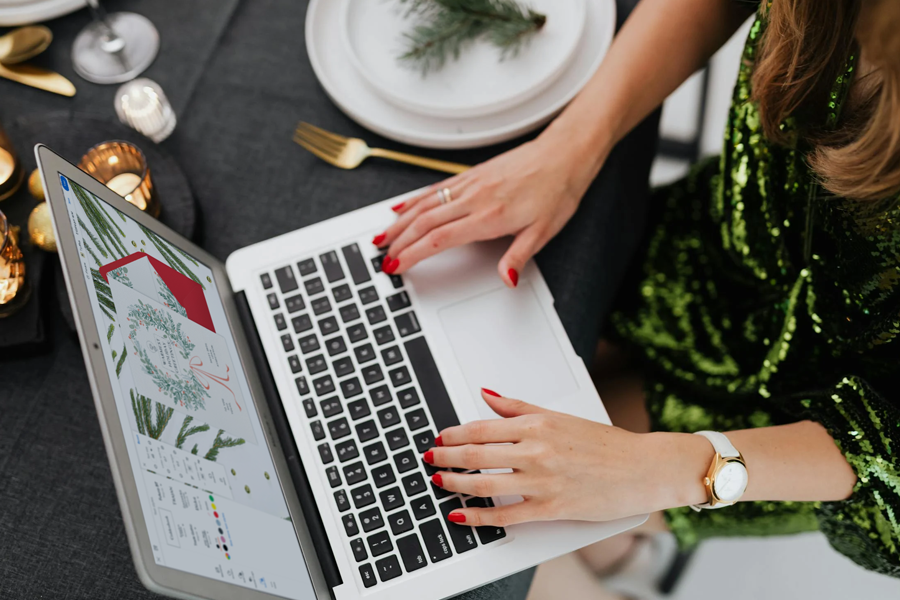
275 266 299 293
389 509 414 535
267 292 279 309
356 420 378 443
371 255 386 274
373 325 395 346
274 313 287 331
390 274 403 289
280 334 294 352
319 316 339 336
366 306 387 325
297 258 317 277
464 497 507 544
414 430 436 453
288 355 302 374
367 531 393 558
347 323 368 343
363 441 388 465
336 489 351 512
305 276 325 296
359 563 376 587
307 354 327 375
381 346 403 366
320 251 345 283
389 366 412 387
394 450 417 473
328 417 351 440
325 335 347 357
403 473 428 498
318 443 334 464
440 498 479 553
397 388 420 409
405 337 460 432
310 420 325 441
386 428 409 451
342 243 372 285
396 534 428 573
372 463 396 488
370 385 392 407
313 374 335 396
386 291 411 312
352 484 376 509
320 396 342 417
260 273 273 289
432 481 454 501
311 296 331 316
285 294 305 313
343 462 367 485
297 377 312 398
422 459 440 477
342 513 359 537
394 311 421 337
375 555 402 582
326 466 341 488
292 314 312 334
351 538 367 562
348 398 371 420
339 303 361 323
405 408 429 432
360 507 385 532
333 356 354 378
332 283 352 304
377 406 401 429
358 286 379 305
380 487 405 512
354 343 376 364
362 364 384 385
301 397 316 416
340 377 363 399
420 519 453 563
336 439 359 462
298 334 320 354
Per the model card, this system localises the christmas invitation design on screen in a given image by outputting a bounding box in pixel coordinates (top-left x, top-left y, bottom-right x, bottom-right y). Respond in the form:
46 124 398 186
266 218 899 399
57 174 315 599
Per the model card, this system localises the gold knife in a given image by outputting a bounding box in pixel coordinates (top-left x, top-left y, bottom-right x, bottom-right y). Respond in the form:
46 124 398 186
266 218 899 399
0 62 76 97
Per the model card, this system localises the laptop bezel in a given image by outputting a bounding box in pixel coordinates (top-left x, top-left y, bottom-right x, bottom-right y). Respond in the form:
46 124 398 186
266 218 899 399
36 144 333 600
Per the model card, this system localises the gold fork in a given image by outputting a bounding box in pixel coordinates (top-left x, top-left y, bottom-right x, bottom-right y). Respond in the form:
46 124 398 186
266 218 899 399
294 122 470 174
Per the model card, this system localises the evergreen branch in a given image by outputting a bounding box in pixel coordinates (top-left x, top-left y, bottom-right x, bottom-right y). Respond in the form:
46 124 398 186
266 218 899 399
101 305 116 323
175 416 211 449
78 216 107 258
191 444 199 455
150 402 175 439
107 324 115 342
204 429 246 462
131 389 147 435
84 243 103 268
116 344 127 377
140 225 205 290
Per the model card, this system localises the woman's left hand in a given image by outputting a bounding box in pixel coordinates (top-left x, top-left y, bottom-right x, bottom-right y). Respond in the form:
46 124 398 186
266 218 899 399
426 389 711 527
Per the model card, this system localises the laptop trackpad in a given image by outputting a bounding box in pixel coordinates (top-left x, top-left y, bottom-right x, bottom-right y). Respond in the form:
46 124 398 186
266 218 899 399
438 281 579 420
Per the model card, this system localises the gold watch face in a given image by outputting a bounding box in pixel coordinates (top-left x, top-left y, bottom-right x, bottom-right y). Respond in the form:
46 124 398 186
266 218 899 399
712 458 748 503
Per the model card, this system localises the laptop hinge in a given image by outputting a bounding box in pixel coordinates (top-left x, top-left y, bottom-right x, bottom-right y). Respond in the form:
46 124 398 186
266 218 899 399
234 291 342 590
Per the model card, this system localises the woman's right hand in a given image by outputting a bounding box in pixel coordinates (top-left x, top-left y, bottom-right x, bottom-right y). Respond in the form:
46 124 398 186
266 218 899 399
375 131 609 287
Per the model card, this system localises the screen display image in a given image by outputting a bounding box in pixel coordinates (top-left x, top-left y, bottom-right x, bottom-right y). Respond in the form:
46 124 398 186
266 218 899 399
57 173 314 599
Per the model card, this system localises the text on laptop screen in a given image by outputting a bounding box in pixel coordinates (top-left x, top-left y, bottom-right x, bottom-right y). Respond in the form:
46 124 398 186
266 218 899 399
57 174 314 599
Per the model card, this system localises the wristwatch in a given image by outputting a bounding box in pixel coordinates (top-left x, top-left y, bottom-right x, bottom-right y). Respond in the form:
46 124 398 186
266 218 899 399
690 431 748 512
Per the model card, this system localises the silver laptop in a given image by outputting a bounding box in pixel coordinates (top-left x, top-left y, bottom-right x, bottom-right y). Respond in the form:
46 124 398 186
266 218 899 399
38 144 644 600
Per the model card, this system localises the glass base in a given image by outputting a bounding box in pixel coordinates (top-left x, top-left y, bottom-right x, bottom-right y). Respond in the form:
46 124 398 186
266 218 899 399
72 12 160 85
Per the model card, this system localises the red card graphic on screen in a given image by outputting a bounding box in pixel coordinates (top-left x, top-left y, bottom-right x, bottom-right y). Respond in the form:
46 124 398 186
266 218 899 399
100 252 216 333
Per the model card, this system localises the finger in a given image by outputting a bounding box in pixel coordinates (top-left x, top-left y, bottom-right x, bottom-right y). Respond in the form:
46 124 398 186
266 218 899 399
481 388 552 418
377 181 470 250
432 472 527 498
425 443 521 470
498 224 545 288
438 417 524 447
386 194 472 261
445 500 539 528
392 216 486 273
392 172 469 215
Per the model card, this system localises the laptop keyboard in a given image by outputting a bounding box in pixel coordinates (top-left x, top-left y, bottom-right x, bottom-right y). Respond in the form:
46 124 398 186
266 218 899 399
260 242 506 589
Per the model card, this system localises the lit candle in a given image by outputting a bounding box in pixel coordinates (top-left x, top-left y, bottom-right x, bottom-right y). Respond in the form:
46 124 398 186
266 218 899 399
105 172 148 211
0 146 23 202
0 147 13 185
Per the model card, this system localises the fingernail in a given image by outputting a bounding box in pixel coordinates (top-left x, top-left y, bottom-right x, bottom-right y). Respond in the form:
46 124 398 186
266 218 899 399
424 450 434 464
392 202 405 212
372 233 386 246
381 255 392 271
482 388 500 397
432 473 443 487
508 268 519 287
448 512 466 523
384 258 400 274
435 435 443 447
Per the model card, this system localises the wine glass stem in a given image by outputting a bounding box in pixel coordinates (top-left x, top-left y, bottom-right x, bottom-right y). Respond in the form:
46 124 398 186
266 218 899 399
86 0 126 53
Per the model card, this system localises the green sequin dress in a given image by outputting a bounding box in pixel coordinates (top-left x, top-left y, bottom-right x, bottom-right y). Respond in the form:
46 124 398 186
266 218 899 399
610 9 900 577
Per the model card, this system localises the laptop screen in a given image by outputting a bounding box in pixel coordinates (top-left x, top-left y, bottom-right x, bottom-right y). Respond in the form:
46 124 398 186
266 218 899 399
56 173 315 599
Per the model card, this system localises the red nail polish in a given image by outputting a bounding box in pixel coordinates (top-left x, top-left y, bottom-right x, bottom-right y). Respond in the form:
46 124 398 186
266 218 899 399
392 202 405 212
372 233 386 246
382 255 392 271
423 450 434 464
448 512 466 523
508 268 519 287
435 435 443 447
482 388 500 397
384 258 400 274
432 473 443 487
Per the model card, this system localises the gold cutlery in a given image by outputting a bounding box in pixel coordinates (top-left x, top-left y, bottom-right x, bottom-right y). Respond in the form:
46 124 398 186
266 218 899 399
294 122 469 174
0 26 53 64
0 62 76 97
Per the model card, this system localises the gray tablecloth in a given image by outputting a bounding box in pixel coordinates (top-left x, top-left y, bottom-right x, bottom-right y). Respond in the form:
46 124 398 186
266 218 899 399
0 1 658 598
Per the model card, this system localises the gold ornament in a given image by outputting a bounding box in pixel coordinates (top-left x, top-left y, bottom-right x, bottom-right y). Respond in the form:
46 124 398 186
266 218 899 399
28 169 44 201
28 202 56 251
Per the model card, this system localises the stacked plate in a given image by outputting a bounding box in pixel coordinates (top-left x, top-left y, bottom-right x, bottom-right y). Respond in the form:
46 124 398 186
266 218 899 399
307 0 616 149
0 0 85 26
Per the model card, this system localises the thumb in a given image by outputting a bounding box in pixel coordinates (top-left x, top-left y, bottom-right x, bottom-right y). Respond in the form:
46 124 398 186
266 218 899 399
498 225 544 289
480 388 550 418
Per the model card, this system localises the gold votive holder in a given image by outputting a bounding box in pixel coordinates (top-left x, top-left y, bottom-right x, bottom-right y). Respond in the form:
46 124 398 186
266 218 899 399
0 210 31 318
0 125 25 202
78 141 160 218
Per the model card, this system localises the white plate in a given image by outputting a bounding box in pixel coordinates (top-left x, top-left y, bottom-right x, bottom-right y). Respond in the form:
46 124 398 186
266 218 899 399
0 0 85 26
341 0 585 119
306 0 615 149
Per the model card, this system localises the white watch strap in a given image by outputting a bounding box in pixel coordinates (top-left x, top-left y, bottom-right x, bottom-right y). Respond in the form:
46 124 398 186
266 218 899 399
695 430 740 458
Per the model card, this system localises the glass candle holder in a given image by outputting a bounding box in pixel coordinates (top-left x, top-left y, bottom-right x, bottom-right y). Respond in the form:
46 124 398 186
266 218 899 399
0 210 31 318
78 141 160 218
0 125 25 202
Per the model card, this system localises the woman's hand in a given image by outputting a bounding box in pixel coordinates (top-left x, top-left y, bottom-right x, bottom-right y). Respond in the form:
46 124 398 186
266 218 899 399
374 131 608 287
425 389 712 527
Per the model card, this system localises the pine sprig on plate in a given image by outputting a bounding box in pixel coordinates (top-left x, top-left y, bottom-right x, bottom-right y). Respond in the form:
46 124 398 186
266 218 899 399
398 0 546 75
